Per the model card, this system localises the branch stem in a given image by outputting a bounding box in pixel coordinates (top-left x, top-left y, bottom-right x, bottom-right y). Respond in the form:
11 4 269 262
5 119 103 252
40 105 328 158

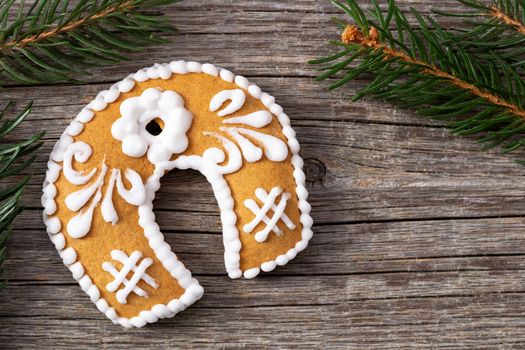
341 25 525 120
489 6 525 35
0 0 136 51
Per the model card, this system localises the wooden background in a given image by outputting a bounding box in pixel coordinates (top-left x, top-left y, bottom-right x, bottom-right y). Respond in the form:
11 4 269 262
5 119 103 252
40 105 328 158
1 0 525 348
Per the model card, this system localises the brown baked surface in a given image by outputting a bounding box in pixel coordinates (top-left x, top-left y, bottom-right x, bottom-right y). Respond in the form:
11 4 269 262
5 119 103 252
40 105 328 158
53 73 303 319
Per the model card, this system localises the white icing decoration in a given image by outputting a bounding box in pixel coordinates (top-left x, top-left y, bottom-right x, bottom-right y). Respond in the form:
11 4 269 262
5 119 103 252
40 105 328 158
101 169 119 224
222 128 262 163
170 60 188 74
50 233 65 250
243 267 260 279
62 143 147 236
69 262 85 280
67 121 84 136
202 63 219 76
45 216 61 234
67 187 102 239
253 188 296 231
201 132 243 175
112 88 192 164
223 127 288 162
65 162 107 212
248 85 262 98
115 169 147 206
261 261 277 272
76 108 94 123
220 69 234 82
222 111 272 128
60 247 77 265
243 187 295 243
164 151 242 278
235 75 250 89
209 89 246 117
63 141 96 185
42 61 310 328
187 61 202 73
207 89 288 164
102 250 158 304
117 78 135 93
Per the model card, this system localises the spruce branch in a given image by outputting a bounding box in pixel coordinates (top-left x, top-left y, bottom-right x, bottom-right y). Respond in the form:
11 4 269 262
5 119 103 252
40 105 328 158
0 0 179 84
0 103 43 291
0 0 176 293
436 0 525 67
436 0 525 34
340 25 525 119
311 0 525 155
490 2 525 35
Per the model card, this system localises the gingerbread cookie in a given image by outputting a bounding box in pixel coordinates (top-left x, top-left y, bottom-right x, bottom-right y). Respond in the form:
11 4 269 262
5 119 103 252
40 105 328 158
42 61 313 327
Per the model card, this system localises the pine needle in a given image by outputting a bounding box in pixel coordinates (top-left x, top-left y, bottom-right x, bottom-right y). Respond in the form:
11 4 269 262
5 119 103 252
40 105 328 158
0 0 178 292
0 0 179 85
436 0 525 68
0 103 43 291
311 0 525 158
0 0 178 290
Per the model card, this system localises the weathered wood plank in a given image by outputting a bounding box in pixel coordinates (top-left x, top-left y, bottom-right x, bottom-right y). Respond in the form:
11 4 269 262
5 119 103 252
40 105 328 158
1 0 525 348
5 218 525 280
0 297 524 349
10 118 525 224
4 79 446 126
2 0 476 88
3 270 525 310
6 0 475 16
1 270 525 348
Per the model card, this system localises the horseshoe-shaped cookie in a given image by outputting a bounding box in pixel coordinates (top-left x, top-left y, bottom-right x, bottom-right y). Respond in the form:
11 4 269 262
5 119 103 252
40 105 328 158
42 61 313 327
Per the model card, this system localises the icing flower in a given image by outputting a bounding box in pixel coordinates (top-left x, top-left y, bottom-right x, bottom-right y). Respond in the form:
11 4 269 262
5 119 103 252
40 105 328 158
112 88 192 164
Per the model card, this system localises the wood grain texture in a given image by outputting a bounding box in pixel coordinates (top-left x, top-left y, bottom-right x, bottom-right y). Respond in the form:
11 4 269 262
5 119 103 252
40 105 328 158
1 0 525 349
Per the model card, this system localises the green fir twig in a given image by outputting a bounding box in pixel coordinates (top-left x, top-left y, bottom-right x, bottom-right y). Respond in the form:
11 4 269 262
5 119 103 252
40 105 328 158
0 0 179 85
435 0 525 68
311 0 525 156
0 103 43 291
0 0 178 292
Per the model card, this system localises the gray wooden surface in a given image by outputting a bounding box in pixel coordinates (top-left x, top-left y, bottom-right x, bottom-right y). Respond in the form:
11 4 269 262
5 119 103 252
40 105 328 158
1 0 525 348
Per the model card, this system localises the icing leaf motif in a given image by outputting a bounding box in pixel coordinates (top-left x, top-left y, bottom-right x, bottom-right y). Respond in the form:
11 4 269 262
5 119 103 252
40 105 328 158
209 89 246 117
116 169 146 206
65 162 107 211
62 142 147 238
222 128 263 163
221 127 288 162
101 169 119 225
207 89 289 164
222 110 272 128
67 188 103 239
